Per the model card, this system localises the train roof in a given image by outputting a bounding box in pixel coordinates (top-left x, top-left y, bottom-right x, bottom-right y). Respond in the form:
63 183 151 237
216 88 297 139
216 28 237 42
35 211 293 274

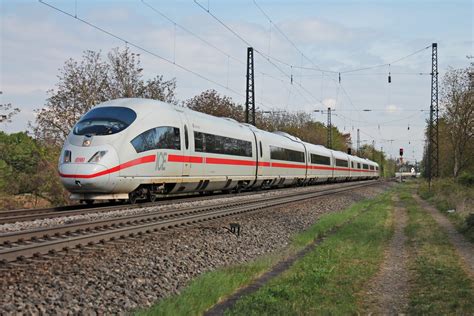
94 98 379 166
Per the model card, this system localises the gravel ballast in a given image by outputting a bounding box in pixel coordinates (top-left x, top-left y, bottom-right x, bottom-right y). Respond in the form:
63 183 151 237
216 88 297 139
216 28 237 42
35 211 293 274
0 182 392 314
1 182 372 234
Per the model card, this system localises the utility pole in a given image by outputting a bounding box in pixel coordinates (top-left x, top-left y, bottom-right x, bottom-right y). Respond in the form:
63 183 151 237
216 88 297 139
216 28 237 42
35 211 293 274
428 43 439 187
327 107 332 149
314 108 335 149
380 146 384 177
245 47 256 126
356 128 360 155
372 140 375 160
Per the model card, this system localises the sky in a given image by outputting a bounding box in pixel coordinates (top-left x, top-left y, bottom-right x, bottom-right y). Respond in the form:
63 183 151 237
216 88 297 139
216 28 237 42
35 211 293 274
1 0 473 162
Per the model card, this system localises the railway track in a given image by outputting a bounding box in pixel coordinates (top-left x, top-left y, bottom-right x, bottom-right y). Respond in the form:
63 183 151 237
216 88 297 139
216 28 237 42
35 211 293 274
0 188 284 224
0 180 378 264
0 183 336 224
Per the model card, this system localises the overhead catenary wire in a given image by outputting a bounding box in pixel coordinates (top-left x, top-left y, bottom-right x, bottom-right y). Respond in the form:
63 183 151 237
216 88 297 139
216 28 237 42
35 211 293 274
337 111 428 126
140 0 289 86
250 1 432 76
144 0 312 106
38 0 278 110
340 45 431 74
249 0 431 139
193 0 323 106
252 0 338 75
140 0 302 106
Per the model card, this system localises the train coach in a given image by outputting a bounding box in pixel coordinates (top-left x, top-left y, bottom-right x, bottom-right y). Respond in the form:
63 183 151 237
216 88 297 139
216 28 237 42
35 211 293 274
58 98 379 204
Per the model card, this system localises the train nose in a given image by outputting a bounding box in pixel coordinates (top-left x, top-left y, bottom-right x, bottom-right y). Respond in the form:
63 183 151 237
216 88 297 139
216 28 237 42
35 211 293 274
59 163 112 192
59 145 118 193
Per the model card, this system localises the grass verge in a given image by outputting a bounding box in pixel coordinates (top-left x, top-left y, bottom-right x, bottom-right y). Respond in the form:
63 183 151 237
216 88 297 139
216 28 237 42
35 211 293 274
136 191 390 316
418 179 474 242
225 192 393 315
400 187 474 314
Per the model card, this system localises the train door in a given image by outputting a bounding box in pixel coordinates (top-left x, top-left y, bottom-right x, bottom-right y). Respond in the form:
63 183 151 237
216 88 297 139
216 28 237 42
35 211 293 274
181 114 191 177
254 134 263 177
302 143 308 181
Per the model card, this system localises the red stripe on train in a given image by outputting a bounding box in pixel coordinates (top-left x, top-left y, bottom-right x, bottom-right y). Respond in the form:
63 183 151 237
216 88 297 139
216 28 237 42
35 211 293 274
206 157 257 166
271 162 307 169
168 154 203 163
60 153 376 179
59 155 156 179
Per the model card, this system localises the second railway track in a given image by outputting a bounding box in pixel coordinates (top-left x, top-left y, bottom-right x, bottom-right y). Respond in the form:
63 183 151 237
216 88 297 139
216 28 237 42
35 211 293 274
0 184 333 224
0 180 378 264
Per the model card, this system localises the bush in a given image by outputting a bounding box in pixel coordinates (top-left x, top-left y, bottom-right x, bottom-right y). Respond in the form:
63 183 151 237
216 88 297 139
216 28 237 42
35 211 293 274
457 172 474 187
466 214 474 228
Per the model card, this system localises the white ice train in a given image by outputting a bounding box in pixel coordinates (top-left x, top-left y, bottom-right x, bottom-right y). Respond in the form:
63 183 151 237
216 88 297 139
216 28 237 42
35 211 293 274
58 98 379 203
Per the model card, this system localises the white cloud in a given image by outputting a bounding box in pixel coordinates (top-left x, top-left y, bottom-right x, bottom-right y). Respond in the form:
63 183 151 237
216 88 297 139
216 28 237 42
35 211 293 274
322 98 337 109
279 18 358 44
386 104 400 113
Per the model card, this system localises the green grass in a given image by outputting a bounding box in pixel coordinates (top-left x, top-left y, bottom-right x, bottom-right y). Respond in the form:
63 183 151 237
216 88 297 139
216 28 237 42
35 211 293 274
137 191 390 316
400 186 474 314
418 179 474 242
225 192 393 315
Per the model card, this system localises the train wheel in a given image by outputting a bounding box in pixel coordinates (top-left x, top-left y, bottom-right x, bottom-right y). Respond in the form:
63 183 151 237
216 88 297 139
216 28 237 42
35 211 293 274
148 193 157 203
129 193 138 204
84 200 94 205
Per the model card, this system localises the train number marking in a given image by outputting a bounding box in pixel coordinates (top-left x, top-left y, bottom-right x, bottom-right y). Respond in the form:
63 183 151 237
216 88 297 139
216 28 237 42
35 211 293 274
156 152 168 171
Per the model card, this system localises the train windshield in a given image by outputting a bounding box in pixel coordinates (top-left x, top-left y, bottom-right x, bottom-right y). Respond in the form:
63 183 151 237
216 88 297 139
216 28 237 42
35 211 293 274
73 106 137 136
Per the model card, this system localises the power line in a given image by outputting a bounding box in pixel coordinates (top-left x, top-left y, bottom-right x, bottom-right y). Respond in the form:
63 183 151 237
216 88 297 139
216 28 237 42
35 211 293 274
39 0 280 110
140 0 294 93
340 45 431 74
337 111 427 126
141 0 243 66
252 0 338 74
251 1 431 76
193 0 322 105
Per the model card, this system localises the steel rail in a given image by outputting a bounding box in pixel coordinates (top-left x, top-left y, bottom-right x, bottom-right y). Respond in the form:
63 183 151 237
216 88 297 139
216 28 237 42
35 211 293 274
0 181 373 224
0 181 379 263
0 188 277 224
0 181 375 245
0 181 344 223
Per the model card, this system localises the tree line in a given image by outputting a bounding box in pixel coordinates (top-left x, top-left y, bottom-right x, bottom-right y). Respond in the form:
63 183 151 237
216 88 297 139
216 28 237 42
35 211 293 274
422 61 474 183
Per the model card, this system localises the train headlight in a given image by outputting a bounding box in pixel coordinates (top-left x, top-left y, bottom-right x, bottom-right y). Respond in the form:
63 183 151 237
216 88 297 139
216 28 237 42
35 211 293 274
63 150 72 163
88 151 108 163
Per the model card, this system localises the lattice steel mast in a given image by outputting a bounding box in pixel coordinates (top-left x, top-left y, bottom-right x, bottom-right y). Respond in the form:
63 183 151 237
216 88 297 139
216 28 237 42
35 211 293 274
428 43 439 183
327 107 333 149
246 47 256 126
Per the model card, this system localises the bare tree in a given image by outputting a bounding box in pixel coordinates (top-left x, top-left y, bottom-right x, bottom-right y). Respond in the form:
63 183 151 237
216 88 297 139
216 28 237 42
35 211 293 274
184 89 245 122
441 66 474 177
0 102 20 123
33 47 177 146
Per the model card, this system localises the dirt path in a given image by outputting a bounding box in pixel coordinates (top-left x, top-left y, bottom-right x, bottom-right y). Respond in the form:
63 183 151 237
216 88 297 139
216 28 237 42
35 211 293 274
414 194 474 277
363 197 410 314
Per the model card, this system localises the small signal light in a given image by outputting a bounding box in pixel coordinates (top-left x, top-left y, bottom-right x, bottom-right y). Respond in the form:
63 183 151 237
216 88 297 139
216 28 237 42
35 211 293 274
399 148 404 157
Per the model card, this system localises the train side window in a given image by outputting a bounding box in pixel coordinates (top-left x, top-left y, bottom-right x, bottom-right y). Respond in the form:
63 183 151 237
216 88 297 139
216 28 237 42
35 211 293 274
310 153 331 165
184 125 189 150
335 159 348 167
259 141 263 158
194 131 252 157
131 126 181 153
270 146 305 163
